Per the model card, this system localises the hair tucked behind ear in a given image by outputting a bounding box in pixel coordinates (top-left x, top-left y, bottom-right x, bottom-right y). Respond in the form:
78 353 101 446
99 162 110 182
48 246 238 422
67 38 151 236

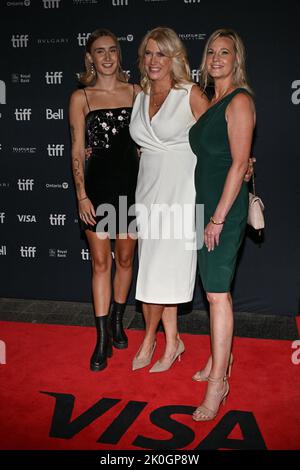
79 29 128 86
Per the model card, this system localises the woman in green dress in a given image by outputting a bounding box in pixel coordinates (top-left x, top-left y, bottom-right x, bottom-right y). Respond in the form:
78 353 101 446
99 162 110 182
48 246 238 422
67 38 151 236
189 29 256 421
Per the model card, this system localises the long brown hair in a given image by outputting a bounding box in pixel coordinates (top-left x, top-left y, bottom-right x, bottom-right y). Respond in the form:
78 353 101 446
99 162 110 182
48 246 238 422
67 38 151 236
79 29 128 86
199 28 253 94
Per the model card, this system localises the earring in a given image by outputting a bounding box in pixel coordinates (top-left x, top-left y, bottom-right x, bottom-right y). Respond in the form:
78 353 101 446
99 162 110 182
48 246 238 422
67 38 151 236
90 63 95 75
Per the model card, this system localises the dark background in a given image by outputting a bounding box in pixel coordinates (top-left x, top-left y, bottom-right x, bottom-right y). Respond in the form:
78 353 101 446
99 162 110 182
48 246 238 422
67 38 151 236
0 0 299 316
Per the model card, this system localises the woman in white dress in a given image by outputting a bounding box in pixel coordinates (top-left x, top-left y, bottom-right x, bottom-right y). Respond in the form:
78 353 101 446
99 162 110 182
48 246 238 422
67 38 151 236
129 27 208 372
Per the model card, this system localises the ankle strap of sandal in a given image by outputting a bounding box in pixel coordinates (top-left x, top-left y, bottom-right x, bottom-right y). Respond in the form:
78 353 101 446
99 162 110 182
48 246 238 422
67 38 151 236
208 375 227 383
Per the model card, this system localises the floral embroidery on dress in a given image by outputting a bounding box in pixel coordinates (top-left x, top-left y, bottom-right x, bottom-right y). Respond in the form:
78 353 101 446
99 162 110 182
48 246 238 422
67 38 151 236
87 108 131 150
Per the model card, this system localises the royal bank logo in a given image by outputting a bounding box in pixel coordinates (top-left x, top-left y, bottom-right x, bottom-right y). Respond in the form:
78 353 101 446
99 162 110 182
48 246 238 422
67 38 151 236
49 248 68 258
184 0 201 3
45 72 63 84
15 108 32 120
0 80 6 104
47 144 64 156
11 73 31 84
20 246 36 258
49 214 66 226
291 80 300 105
46 108 64 120
73 0 98 4
45 182 69 190
112 0 128 5
42 0 61 7
77 33 91 47
11 34 29 47
17 178 34 191
81 248 90 260
0 213 5 224
17 214 37 223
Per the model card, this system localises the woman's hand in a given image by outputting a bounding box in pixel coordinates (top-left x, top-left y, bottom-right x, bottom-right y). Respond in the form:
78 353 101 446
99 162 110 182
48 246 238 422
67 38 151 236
85 147 92 159
244 157 256 182
204 221 224 252
79 198 96 226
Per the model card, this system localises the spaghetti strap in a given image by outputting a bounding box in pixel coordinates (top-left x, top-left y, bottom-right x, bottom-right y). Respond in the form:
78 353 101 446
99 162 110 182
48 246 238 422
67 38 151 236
132 84 137 106
83 88 91 112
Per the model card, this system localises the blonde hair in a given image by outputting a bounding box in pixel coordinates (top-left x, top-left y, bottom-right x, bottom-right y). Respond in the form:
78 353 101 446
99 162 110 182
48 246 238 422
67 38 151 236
199 28 253 94
79 29 128 86
138 27 192 93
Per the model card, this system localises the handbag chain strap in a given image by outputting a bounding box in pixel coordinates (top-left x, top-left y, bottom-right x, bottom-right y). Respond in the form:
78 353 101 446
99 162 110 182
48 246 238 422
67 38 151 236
251 172 256 196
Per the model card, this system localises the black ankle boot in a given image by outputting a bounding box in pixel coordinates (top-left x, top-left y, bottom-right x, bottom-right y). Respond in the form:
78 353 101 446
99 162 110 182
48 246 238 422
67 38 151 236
90 315 112 372
111 301 128 349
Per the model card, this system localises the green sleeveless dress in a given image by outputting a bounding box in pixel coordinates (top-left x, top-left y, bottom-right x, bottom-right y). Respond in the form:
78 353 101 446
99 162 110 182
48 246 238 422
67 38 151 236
189 88 249 292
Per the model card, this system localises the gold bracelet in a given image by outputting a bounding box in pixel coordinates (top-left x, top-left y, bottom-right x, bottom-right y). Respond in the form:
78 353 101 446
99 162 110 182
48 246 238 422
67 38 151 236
210 216 225 225
78 196 88 202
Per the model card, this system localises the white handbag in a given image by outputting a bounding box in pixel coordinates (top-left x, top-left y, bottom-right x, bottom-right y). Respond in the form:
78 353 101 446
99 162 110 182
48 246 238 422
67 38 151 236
248 174 265 231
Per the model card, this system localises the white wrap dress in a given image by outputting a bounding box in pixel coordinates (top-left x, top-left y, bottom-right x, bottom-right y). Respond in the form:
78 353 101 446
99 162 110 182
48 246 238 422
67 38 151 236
129 83 197 304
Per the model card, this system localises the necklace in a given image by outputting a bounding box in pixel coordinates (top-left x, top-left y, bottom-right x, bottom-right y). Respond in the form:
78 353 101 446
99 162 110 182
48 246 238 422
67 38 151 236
211 88 235 106
150 88 172 108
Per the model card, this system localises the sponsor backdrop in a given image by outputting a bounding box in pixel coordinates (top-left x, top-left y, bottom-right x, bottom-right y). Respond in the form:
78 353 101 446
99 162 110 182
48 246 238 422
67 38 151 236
0 0 299 315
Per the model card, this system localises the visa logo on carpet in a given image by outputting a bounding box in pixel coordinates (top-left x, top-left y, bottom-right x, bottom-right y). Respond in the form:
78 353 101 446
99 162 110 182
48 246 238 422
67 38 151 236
40 392 267 450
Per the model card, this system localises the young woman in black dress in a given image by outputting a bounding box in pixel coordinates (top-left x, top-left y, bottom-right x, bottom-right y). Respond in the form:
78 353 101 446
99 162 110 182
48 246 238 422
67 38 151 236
69 29 140 371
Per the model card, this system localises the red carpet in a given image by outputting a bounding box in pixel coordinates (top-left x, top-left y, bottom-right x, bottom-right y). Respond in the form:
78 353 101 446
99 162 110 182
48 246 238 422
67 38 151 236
0 321 300 450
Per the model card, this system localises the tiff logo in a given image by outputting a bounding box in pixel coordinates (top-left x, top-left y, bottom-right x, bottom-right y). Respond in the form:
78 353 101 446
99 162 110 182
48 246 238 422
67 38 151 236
0 340 6 365
112 0 128 5
0 213 5 223
47 144 64 156
11 34 29 47
49 214 66 226
0 246 7 256
45 72 63 84
77 33 91 46
0 80 6 105
20 246 36 258
191 69 200 82
81 249 90 260
46 108 64 120
42 0 61 7
17 178 34 191
15 108 32 120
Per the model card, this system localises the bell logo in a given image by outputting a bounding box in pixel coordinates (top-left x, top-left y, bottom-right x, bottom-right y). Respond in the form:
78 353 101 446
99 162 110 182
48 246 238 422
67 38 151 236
0 213 5 224
42 0 61 7
291 80 300 105
20 246 37 258
46 108 64 120
11 35 29 48
49 214 66 226
15 108 32 121
47 144 64 156
0 80 6 105
112 0 128 5
17 179 34 191
77 33 91 47
45 72 63 84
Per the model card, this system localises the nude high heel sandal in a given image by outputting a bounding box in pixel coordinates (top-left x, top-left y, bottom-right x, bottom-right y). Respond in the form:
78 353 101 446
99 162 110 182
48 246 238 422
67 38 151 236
192 375 230 422
192 353 233 382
